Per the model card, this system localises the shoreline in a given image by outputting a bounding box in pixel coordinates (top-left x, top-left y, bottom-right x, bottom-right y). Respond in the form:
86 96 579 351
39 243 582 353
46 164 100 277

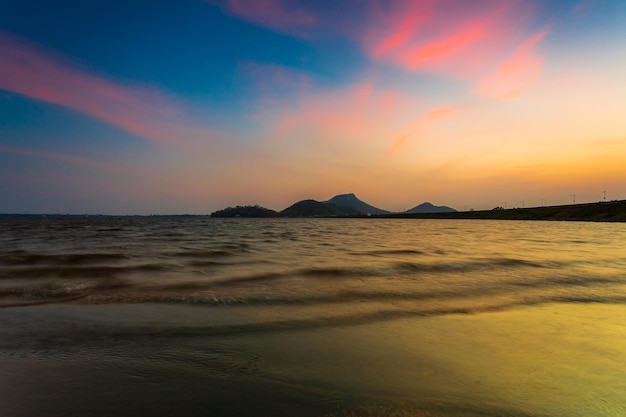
370 199 626 222
2 200 624 222
2 302 625 417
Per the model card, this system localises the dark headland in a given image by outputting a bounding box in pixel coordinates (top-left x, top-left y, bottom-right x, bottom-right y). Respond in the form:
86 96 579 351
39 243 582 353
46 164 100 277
381 199 626 222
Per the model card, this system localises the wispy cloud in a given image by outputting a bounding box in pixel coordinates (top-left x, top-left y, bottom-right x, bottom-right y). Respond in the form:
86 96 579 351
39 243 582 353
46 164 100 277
390 105 460 154
572 0 594 15
476 29 548 99
212 0 547 100
0 144 136 174
361 1 535 77
0 33 219 150
238 60 311 96
267 81 418 149
209 0 318 38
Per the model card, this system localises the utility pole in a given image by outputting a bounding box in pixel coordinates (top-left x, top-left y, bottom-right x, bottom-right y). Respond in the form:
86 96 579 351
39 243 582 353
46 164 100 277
571 194 576 204
603 190 606 202
542 198 546 207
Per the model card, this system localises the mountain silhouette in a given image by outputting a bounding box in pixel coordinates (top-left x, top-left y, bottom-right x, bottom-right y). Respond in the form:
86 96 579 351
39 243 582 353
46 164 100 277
281 199 360 217
210 193 457 217
403 202 457 214
211 205 279 217
325 193 390 215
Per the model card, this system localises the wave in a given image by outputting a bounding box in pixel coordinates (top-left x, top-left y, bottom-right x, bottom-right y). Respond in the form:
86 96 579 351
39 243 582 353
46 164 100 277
174 249 233 258
2 268 624 314
395 258 553 273
174 243 251 257
353 249 425 256
196 258 563 287
0 250 130 266
0 263 171 279
4 296 626 346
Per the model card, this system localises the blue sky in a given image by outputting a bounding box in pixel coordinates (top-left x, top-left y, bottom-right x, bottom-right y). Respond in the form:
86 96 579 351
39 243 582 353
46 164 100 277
1 0 625 214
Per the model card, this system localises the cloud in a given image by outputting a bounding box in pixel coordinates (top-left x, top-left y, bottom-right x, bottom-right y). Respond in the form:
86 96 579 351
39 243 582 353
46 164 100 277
361 0 536 78
238 61 311 96
267 81 418 149
0 144 123 172
209 0 545 90
476 29 548 99
572 0 594 15
0 33 219 150
390 105 460 154
209 0 318 38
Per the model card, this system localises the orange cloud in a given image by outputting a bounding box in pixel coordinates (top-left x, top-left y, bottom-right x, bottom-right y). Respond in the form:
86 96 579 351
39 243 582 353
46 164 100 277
426 106 458 120
0 34 219 150
390 105 460 154
476 29 548 99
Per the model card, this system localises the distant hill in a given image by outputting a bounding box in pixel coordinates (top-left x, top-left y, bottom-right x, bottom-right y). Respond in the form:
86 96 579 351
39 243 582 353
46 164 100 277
281 199 360 217
210 205 279 217
403 202 457 214
209 193 458 218
325 193 390 215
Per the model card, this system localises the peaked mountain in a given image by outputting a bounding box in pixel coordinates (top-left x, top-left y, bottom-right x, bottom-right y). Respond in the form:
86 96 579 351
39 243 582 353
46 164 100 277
280 199 360 217
403 202 457 214
325 193 390 215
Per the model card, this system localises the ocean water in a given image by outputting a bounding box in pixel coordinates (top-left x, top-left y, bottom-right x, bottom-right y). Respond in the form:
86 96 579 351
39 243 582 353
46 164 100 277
1 217 625 417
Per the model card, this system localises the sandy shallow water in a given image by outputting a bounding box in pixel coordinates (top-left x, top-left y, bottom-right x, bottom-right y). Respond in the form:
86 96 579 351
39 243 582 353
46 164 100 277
2 302 625 417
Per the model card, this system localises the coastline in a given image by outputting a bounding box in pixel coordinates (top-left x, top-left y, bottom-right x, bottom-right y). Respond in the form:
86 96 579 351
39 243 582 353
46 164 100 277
1 199 624 222
373 199 626 222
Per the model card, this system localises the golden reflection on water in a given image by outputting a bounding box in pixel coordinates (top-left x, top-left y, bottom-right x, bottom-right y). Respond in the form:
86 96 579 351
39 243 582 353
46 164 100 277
250 303 626 417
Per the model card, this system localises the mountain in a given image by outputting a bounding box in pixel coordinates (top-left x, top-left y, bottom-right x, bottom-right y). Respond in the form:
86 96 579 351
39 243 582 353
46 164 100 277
403 202 457 214
325 193 390 215
280 199 360 217
209 194 456 217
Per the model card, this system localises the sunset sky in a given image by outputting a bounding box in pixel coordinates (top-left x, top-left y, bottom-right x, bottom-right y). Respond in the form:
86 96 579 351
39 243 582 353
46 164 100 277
1 0 625 214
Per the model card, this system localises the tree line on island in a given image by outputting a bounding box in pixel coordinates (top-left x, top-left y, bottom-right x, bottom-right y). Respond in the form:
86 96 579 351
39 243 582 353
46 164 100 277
210 193 456 217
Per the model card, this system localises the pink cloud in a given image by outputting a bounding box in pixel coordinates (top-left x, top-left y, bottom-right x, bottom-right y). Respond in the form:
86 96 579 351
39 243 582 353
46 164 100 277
372 1 434 58
0 34 218 149
209 0 317 38
361 0 537 79
476 29 548 99
270 82 416 145
209 0 544 89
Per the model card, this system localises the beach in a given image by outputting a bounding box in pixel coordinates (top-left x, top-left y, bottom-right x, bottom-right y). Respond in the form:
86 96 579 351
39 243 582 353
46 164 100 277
2 302 626 417
2 217 626 416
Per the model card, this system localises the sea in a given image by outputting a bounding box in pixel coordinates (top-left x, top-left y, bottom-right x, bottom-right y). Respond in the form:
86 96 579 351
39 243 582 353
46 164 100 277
1 216 625 417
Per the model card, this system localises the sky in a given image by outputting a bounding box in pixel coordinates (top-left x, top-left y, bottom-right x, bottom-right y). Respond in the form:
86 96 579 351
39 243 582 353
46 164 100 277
1 0 625 214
